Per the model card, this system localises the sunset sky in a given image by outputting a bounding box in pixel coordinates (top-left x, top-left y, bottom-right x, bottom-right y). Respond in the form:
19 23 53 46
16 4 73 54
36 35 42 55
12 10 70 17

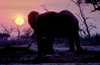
0 0 100 35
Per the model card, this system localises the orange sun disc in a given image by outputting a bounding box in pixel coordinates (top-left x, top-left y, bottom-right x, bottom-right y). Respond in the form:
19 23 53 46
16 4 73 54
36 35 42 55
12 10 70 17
15 16 24 25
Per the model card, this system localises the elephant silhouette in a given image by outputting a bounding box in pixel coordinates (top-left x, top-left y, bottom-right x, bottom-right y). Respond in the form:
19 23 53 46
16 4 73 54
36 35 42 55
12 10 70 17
28 10 83 55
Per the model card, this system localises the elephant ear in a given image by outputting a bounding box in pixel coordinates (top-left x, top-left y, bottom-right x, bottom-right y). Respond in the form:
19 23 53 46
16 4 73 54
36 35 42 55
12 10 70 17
28 11 39 29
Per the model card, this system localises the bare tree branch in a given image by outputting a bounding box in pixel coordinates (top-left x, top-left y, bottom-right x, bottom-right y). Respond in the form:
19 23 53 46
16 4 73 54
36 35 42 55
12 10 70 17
0 24 15 35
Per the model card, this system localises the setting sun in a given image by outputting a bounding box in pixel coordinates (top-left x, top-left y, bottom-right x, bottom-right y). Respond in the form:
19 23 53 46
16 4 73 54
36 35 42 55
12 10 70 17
15 16 24 25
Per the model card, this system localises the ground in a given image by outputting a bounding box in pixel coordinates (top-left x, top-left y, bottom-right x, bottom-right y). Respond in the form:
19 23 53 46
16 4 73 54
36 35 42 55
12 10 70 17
0 43 100 64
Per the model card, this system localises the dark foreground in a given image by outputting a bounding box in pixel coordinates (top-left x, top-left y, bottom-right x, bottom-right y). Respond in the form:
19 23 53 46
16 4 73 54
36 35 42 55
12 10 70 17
0 44 100 64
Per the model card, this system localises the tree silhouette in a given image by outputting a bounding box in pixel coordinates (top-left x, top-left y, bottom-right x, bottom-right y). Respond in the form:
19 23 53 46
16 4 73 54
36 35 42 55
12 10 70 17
72 0 91 39
71 0 96 43
0 24 15 35
74 0 100 11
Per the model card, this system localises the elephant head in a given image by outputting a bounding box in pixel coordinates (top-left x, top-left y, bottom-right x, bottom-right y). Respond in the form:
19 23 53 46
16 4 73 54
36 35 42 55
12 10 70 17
28 11 39 31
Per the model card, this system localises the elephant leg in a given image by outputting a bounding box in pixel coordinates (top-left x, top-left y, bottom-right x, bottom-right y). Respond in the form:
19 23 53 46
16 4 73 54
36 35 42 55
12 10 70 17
74 30 83 52
36 34 54 55
36 35 43 55
67 36 75 52
45 35 54 54
36 34 47 55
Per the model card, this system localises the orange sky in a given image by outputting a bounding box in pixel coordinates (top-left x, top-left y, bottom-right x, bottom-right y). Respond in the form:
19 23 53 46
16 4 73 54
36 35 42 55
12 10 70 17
0 0 100 34
0 0 70 27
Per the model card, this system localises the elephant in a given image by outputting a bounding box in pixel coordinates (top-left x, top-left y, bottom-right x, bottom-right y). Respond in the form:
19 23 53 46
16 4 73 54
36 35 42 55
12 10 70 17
28 10 83 55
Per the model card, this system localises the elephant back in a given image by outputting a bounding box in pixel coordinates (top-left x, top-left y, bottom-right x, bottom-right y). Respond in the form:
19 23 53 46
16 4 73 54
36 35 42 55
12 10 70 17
58 10 79 30
36 11 58 35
